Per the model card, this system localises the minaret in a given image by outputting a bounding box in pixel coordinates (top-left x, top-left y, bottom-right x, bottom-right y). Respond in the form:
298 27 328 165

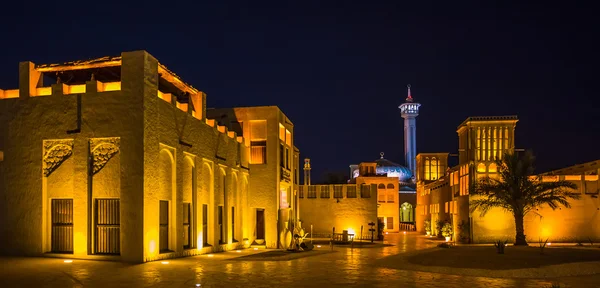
303 158 311 185
399 84 421 177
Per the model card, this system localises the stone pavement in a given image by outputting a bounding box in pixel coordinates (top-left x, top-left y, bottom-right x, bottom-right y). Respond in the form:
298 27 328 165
1 233 599 287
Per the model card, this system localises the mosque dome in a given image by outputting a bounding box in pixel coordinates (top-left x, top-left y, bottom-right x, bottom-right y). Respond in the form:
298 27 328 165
374 152 413 182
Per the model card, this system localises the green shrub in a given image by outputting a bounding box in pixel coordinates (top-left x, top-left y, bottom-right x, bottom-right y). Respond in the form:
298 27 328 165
441 222 453 238
424 220 431 233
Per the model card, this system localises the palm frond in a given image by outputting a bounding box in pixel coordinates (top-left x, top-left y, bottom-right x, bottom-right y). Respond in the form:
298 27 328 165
469 150 579 218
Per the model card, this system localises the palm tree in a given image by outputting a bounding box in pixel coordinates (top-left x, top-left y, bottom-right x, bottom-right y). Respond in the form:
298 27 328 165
469 150 579 246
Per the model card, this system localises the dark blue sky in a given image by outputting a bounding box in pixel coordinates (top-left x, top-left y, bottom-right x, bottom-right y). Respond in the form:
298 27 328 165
1 1 598 182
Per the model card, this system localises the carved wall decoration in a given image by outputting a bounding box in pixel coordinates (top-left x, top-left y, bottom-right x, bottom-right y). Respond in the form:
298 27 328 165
90 138 120 175
43 139 74 177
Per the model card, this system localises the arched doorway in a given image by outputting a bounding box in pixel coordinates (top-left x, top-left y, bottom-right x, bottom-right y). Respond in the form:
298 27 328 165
400 202 413 223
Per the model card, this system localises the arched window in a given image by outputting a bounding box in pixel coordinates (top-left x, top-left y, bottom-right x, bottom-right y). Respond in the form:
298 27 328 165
488 163 497 173
387 183 395 203
378 184 386 203
477 163 486 172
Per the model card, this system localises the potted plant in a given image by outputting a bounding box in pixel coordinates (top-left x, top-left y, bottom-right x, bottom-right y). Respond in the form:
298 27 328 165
436 220 445 239
424 220 431 236
441 222 453 242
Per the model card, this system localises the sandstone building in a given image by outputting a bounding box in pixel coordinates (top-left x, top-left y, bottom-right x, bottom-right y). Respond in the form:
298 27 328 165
0 51 260 263
206 106 300 249
416 116 600 243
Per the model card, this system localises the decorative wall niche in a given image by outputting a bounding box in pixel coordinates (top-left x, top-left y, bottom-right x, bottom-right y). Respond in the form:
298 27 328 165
90 138 120 175
43 139 74 177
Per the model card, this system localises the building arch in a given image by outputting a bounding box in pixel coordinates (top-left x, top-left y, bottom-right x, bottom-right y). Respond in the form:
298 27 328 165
401 202 413 223
158 147 176 252
386 183 395 203
477 163 486 172
182 155 196 249
377 183 386 202
201 161 214 247
488 163 497 173
231 172 240 242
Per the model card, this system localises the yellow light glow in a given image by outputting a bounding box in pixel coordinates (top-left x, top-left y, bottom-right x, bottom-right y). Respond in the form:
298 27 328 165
66 84 86 94
207 254 214 257
385 232 388 235
547 243 552 246
157 64 199 95
253 248 258 250
64 259 73 263
236 250 241 253
347 228 355 235
101 81 121 92
74 232 86 254
317 245 321 248
0 89 19 99
36 87 52 96
161 261 169 264
36 59 122 72
403 231 406 234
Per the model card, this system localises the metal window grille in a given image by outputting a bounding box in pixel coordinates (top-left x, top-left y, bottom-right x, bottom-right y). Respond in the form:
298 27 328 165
347 186 357 198
320 185 330 198
307 186 317 198
51 199 73 253
333 185 343 198
95 199 120 255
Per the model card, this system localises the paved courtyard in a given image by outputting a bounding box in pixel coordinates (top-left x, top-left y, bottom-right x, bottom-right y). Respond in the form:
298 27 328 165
1 233 599 287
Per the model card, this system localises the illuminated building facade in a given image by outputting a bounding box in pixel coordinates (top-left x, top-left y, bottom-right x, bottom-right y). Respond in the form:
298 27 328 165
0 51 255 263
298 161 379 236
206 106 300 249
416 116 600 243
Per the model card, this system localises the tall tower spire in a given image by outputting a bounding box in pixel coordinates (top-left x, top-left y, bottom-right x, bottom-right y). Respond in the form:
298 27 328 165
399 84 421 177
303 158 311 185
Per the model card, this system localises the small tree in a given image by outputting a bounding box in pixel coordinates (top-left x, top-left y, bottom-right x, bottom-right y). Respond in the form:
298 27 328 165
470 151 579 246
435 220 445 238
441 222 453 239
424 220 431 234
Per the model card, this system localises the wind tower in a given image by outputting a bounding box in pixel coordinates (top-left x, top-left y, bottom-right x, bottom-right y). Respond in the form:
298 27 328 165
303 158 311 185
399 84 421 177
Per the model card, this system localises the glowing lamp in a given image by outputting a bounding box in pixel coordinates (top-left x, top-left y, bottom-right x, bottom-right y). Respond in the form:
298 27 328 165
548 243 552 246
236 250 241 253
403 231 406 234
385 232 388 235
317 245 321 248
196 284 201 287
253 248 258 250
149 240 157 254
161 261 169 264
207 254 214 257
63 260 73 263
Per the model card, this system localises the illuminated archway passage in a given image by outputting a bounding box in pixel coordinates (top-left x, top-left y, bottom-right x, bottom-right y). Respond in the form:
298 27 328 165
400 202 413 223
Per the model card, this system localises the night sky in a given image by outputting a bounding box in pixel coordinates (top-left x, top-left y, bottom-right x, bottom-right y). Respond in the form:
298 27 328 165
1 1 598 182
